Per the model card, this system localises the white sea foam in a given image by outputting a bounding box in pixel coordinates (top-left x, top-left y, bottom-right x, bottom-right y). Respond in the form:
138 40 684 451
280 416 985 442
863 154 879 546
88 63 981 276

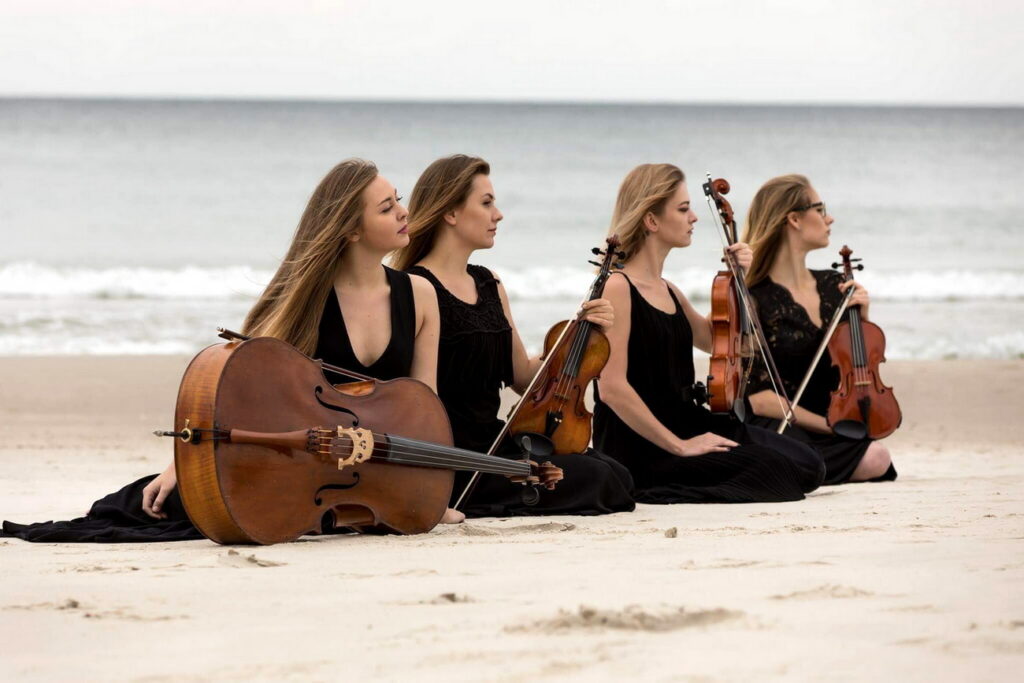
3 262 1022 303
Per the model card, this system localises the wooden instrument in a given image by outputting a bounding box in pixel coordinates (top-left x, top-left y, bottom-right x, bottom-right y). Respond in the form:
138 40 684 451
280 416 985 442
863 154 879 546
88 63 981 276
826 246 902 439
504 236 623 455
160 332 561 545
702 175 792 422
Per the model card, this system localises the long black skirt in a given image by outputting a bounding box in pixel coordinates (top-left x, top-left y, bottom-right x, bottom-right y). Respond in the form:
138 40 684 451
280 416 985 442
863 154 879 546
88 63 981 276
2 474 202 543
452 448 636 518
748 416 897 485
595 410 825 505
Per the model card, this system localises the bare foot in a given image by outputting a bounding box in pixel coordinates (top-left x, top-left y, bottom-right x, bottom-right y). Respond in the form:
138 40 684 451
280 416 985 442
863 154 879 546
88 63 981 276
440 507 465 524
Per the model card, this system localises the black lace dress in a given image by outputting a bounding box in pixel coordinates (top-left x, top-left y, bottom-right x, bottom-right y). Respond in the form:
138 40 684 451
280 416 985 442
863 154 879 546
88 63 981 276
593 273 824 504
747 269 897 484
2 267 419 542
408 264 635 517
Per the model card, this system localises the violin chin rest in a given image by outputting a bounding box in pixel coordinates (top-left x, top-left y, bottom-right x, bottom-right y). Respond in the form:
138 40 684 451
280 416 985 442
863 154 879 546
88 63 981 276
832 419 868 440
514 433 554 458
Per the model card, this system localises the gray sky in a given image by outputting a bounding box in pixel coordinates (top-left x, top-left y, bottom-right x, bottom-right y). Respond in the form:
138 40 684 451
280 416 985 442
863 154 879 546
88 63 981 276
1 0 1020 105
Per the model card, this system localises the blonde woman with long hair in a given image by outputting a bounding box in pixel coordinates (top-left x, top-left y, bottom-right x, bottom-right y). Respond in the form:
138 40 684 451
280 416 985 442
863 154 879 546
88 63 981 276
392 154 634 518
3 159 463 542
592 164 824 504
741 174 895 484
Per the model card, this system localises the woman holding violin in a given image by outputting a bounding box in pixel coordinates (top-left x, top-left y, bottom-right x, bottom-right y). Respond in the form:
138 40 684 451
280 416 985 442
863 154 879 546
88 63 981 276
392 154 634 518
593 164 824 504
3 158 465 542
742 174 896 484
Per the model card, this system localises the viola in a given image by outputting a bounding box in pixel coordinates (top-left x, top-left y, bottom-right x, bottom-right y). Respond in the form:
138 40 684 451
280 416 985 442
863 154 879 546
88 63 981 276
504 236 623 455
159 331 562 545
827 246 902 439
702 175 792 422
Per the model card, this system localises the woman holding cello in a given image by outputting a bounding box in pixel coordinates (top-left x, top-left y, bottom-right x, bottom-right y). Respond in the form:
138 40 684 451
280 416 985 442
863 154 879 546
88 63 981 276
392 154 634 518
593 164 824 504
2 158 466 542
742 174 897 484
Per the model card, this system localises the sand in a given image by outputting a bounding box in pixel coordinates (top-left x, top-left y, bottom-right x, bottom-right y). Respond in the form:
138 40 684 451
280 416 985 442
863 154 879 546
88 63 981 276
2 355 1023 681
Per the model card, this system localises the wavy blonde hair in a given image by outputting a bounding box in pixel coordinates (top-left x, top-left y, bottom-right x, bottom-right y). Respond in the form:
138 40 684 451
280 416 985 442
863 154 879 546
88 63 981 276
608 163 686 263
740 174 813 287
390 154 490 271
242 158 379 355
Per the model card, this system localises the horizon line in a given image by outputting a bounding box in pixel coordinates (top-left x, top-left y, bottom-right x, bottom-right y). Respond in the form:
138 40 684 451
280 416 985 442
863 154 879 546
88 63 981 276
1 93 1020 110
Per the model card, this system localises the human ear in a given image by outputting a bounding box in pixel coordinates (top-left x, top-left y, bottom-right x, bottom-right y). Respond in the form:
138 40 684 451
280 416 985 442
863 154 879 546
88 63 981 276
643 211 659 233
443 210 458 227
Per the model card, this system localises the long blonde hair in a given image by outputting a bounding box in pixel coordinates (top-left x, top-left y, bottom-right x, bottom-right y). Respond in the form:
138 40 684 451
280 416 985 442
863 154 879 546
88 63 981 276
242 158 379 355
741 174 813 287
608 163 685 263
390 154 490 271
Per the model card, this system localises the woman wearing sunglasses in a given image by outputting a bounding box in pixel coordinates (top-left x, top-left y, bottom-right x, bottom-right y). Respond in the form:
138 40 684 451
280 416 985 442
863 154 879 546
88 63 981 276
741 174 896 484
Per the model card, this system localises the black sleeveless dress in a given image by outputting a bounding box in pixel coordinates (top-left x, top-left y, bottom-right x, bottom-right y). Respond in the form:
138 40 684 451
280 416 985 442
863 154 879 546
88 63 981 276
747 270 897 484
592 273 824 504
2 267 418 542
408 264 635 518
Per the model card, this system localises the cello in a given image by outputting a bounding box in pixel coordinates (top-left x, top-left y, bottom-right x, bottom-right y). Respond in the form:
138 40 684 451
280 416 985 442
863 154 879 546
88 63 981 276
452 237 623 509
702 175 793 423
826 246 902 439
156 330 562 545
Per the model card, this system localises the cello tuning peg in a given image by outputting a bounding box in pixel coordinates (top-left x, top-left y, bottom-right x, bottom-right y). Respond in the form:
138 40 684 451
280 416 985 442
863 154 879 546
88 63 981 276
592 247 602 255
854 264 864 271
588 260 601 267
831 262 841 269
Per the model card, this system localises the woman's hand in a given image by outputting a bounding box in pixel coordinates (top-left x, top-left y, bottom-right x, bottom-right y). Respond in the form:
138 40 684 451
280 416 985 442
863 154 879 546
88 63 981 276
580 298 614 330
672 432 739 456
142 461 178 519
726 242 753 270
839 279 870 320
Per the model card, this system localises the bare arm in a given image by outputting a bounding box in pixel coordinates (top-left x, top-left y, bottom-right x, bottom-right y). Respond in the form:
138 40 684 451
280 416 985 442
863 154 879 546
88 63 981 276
669 281 714 354
409 275 440 394
748 389 832 434
597 275 736 456
492 273 542 394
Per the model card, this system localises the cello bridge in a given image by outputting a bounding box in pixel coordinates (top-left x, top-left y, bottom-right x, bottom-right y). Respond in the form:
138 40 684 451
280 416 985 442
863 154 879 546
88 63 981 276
317 427 374 470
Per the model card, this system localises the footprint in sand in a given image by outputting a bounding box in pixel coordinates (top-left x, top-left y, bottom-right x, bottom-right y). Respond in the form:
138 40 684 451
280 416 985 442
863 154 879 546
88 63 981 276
455 522 575 536
218 549 285 568
508 605 743 633
770 584 875 600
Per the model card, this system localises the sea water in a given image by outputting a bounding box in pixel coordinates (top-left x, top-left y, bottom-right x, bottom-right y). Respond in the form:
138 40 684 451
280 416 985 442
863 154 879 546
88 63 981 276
1 98 1021 357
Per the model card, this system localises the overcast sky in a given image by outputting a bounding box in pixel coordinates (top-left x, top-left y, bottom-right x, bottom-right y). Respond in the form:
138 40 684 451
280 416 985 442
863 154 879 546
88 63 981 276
1 0 1020 105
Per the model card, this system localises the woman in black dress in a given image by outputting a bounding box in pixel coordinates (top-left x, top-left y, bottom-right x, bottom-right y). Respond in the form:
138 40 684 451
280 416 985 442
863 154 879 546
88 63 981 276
391 154 635 517
3 158 462 542
593 164 824 503
741 174 896 484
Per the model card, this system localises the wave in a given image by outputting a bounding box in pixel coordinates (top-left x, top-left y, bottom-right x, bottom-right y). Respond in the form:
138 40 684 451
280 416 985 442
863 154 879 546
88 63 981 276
2 261 1023 303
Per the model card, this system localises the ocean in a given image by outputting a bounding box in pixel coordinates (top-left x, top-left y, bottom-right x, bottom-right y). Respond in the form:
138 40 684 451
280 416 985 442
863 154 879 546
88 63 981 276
1 98 1021 358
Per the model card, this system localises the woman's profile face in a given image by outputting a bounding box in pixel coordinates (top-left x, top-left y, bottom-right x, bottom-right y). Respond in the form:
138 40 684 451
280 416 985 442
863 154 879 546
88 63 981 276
651 181 698 249
449 174 503 250
357 175 409 251
790 187 833 251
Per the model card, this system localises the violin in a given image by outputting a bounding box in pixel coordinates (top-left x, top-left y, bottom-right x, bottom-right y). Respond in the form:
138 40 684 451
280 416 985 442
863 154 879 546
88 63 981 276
702 175 792 422
827 246 902 439
505 236 623 455
158 331 562 545
452 237 622 509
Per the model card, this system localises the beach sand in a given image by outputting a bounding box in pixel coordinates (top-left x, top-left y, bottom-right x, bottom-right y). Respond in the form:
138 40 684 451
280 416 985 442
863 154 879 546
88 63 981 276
2 355 1022 681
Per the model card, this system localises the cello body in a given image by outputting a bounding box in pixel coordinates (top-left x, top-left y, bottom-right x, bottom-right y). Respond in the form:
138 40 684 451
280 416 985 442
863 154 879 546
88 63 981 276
174 337 457 545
